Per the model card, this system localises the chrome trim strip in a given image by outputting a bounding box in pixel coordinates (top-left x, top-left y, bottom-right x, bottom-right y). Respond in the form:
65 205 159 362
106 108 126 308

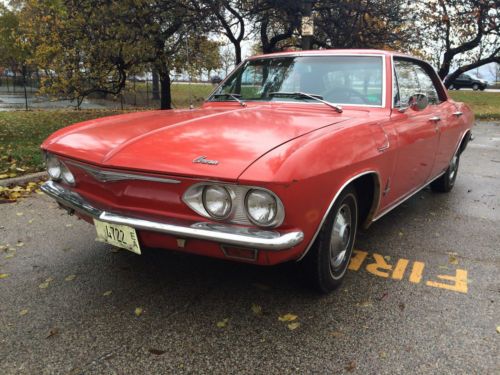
296 170 380 262
66 161 181 184
372 171 445 222
41 181 303 251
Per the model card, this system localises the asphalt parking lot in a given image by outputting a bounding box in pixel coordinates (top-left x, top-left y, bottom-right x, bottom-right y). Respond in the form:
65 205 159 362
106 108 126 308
0 122 499 374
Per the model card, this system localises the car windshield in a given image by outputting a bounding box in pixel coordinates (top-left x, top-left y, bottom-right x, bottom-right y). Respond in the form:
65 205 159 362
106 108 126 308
209 55 384 106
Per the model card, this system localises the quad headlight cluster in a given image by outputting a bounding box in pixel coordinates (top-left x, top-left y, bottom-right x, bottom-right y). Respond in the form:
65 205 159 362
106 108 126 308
183 183 285 228
45 153 75 185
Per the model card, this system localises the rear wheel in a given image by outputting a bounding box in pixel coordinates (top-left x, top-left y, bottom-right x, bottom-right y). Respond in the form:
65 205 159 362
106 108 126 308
472 83 479 91
448 84 454 90
431 152 460 193
300 186 358 293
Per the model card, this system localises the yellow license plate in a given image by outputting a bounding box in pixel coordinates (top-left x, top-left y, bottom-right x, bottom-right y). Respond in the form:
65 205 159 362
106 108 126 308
94 219 141 255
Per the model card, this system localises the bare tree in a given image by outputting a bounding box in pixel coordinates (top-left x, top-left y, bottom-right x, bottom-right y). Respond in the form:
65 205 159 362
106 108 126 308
416 0 499 86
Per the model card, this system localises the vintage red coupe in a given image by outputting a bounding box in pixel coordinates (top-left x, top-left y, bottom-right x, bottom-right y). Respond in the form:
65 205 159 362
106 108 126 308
41 50 473 292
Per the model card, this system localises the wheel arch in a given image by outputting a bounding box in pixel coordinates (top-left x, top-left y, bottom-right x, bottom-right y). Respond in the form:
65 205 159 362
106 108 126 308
297 170 381 262
459 129 472 154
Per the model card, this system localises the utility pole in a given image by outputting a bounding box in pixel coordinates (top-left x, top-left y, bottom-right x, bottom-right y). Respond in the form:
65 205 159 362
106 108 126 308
301 0 314 50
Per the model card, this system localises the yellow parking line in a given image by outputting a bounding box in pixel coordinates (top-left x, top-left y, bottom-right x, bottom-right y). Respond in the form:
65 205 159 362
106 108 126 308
349 250 468 294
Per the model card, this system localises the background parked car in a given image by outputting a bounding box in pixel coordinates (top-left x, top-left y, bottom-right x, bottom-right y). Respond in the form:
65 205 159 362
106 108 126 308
448 73 488 90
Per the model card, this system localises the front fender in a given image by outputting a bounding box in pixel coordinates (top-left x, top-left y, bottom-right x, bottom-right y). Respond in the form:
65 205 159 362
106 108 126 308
238 120 388 260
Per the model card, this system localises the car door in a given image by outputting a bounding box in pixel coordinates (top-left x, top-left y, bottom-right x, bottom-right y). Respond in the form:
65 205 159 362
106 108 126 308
412 64 462 178
385 59 440 201
456 74 470 89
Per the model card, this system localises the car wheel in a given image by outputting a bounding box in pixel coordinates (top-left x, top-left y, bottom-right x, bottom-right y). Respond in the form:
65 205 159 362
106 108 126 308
431 152 460 193
300 186 358 293
448 84 454 90
472 83 479 91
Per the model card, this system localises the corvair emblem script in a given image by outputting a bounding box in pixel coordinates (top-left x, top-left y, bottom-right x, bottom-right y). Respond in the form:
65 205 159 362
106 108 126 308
193 156 219 165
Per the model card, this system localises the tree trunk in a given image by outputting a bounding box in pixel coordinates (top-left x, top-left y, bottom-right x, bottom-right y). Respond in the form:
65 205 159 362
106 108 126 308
152 70 160 100
234 43 242 66
159 71 172 110
22 65 28 111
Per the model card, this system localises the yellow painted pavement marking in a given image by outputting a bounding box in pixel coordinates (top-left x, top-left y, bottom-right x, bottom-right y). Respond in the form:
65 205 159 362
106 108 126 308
349 250 468 294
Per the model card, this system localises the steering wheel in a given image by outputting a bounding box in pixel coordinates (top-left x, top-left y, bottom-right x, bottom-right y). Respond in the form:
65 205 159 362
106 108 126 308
322 87 370 105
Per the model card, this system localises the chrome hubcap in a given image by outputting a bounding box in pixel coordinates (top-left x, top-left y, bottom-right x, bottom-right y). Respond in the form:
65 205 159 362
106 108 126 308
330 204 352 270
449 155 458 180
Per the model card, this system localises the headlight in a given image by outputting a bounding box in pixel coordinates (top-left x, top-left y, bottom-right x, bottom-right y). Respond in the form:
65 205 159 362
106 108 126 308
245 189 278 226
46 154 62 180
202 185 232 219
60 163 75 185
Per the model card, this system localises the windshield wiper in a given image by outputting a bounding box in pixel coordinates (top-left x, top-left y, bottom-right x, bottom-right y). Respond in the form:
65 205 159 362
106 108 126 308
212 93 246 107
269 92 343 113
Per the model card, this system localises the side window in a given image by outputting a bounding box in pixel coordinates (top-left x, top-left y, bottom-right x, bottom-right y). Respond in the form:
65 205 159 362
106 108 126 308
394 60 419 107
394 59 441 107
414 65 440 104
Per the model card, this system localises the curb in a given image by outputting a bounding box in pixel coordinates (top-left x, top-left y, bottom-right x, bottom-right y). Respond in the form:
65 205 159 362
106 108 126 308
0 172 47 187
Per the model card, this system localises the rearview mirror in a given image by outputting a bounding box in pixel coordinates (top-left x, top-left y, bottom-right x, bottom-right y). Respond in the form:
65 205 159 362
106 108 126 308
408 94 428 112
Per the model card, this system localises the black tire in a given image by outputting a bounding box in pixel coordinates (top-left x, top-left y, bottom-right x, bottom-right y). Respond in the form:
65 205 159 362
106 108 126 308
472 83 479 91
299 186 358 293
431 152 460 193
448 84 454 90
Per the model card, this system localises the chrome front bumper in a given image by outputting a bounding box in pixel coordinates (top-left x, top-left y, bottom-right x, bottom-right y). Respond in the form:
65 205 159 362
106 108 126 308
41 181 304 251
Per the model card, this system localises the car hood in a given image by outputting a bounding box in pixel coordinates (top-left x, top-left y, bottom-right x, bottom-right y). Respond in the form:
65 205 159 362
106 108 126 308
42 106 348 180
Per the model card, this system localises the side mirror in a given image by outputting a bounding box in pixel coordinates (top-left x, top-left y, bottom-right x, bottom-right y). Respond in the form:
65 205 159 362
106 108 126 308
408 93 428 112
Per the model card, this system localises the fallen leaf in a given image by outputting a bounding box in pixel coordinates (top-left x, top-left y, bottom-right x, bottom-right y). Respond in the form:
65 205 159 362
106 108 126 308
278 313 298 322
19 309 29 316
148 348 166 355
449 255 459 265
216 318 229 328
65 223 73 228
398 231 403 237
4 252 15 259
379 351 387 358
28 219 34 224
103 290 112 296
358 301 373 308
46 327 60 339
345 361 356 372
16 212 23 216
384 255 391 261
65 274 76 281
496 326 500 334
39 277 54 289
134 307 143 317
330 331 343 337
0 273 10 279
251 304 263 316
377 292 388 301
16 242 24 247
287 322 300 330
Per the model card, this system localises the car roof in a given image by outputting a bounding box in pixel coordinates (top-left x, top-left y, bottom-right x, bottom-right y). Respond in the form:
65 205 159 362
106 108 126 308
248 49 415 60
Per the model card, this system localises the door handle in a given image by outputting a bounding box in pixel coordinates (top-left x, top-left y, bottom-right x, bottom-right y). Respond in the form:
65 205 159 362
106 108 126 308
429 116 441 122
453 111 463 117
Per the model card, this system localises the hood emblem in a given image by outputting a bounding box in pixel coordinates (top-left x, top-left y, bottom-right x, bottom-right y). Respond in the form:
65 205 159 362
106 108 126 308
193 156 219 165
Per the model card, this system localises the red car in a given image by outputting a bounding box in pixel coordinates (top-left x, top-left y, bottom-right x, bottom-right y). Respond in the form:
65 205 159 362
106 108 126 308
41 50 473 292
